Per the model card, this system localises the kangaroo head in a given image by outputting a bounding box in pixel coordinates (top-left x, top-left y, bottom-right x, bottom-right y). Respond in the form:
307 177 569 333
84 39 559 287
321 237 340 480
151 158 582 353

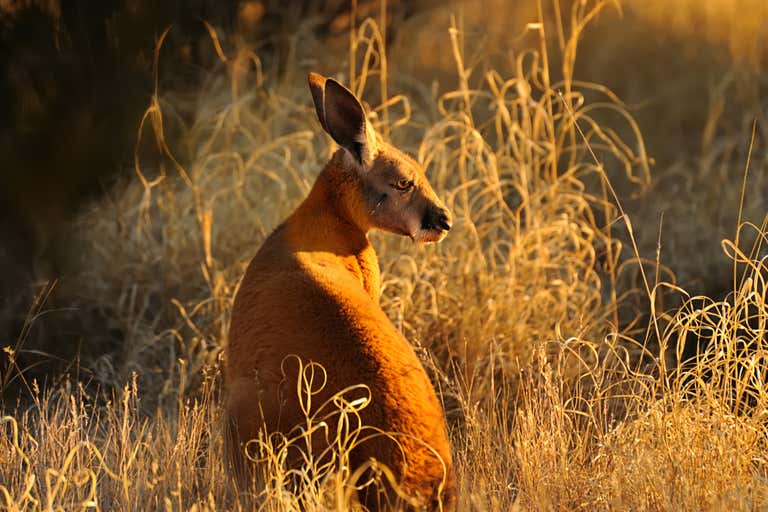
308 72 452 243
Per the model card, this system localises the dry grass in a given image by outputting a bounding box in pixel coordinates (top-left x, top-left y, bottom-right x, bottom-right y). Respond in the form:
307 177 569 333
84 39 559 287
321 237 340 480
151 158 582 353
2 0 768 510
630 0 768 67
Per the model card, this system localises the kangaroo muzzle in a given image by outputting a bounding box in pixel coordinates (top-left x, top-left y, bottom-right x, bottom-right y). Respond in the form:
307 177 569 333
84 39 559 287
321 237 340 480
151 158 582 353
422 207 452 233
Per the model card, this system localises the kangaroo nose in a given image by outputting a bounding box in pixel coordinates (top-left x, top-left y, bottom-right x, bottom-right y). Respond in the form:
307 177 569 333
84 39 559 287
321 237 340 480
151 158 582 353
423 207 452 232
436 210 452 231
432 209 451 231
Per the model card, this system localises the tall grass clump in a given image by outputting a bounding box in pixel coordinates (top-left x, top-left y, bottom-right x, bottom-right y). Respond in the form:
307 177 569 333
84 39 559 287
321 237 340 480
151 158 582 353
2 0 768 510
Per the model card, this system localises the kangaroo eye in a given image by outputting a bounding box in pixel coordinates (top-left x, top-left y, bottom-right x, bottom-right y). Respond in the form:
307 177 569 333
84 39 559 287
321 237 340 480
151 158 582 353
394 178 414 191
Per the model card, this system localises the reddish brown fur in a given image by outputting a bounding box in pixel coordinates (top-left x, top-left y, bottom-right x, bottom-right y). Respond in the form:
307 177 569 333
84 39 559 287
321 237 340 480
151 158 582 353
225 74 455 510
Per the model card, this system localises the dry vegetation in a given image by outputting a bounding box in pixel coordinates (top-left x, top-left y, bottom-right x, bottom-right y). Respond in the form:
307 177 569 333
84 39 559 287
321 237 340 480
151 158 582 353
2 0 768 510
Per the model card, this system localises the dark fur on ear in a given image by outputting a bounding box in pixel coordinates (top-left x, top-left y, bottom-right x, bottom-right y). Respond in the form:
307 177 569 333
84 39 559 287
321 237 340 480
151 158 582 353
307 72 371 166
308 72 328 132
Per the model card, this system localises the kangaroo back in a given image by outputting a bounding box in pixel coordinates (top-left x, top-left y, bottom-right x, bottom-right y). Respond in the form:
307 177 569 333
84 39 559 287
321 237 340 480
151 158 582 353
225 73 455 510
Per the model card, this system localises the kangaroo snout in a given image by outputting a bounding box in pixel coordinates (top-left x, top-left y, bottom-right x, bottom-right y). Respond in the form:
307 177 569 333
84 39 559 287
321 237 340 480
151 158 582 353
414 205 452 243
423 207 452 232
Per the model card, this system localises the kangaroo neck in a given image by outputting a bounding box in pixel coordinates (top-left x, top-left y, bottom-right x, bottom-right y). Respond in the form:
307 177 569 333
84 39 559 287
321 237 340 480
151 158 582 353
286 153 381 300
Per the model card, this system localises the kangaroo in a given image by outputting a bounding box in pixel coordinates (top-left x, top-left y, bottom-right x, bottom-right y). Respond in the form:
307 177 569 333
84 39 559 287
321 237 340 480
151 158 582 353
225 72 455 510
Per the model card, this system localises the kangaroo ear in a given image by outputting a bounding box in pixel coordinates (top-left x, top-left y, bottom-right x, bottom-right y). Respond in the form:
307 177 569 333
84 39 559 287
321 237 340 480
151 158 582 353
308 72 329 132
308 72 374 167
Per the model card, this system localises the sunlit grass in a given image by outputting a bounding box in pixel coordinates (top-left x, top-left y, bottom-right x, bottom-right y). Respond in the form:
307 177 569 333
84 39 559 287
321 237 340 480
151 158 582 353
627 0 768 66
